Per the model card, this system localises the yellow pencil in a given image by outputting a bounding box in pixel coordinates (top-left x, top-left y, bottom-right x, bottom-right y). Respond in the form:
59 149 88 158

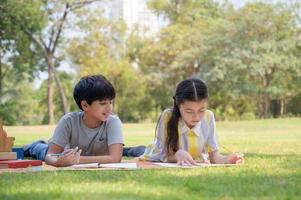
221 145 234 153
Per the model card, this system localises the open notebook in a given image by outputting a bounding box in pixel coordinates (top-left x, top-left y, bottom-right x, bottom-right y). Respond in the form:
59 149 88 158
72 162 138 169
153 162 240 168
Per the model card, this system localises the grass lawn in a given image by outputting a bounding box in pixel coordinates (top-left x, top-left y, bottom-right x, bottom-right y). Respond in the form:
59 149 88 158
1 118 301 200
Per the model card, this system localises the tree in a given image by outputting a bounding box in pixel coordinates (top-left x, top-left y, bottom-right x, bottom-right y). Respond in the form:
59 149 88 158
129 0 222 112
210 3 301 118
68 13 153 122
0 0 44 96
133 1 301 119
37 71 77 124
0 61 44 125
1 0 100 124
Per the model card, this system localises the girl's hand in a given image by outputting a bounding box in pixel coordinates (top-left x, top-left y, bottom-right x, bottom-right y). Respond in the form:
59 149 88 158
227 152 244 164
174 149 197 166
57 147 82 167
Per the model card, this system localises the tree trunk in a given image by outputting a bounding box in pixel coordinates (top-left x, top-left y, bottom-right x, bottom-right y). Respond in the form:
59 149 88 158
0 39 2 96
0 65 2 97
0 52 2 97
51 65 69 114
280 98 284 117
46 52 69 115
256 92 264 118
47 66 55 124
263 93 270 118
261 69 274 118
282 97 288 117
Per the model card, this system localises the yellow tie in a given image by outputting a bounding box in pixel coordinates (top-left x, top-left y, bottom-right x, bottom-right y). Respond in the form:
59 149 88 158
188 130 199 158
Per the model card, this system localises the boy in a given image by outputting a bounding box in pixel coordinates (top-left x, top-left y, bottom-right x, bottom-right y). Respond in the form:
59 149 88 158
25 74 145 167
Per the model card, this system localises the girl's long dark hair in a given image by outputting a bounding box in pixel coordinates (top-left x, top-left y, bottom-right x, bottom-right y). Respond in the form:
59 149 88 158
166 78 208 155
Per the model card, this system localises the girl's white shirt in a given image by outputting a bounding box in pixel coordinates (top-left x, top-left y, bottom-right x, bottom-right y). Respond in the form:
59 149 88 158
140 108 219 162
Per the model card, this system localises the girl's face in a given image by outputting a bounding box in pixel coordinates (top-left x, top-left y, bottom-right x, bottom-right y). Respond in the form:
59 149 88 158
83 99 113 122
178 100 208 128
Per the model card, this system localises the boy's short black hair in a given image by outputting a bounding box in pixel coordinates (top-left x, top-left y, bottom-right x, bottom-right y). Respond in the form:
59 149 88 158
73 74 116 110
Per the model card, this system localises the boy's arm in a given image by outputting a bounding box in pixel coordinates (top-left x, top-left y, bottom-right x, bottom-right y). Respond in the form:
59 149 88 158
79 143 123 163
45 143 81 167
45 143 64 166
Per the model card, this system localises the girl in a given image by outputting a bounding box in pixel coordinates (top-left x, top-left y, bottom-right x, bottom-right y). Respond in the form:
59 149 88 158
141 78 244 165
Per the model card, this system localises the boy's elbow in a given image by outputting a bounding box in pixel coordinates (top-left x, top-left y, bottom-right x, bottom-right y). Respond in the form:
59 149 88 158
112 156 122 163
45 157 51 165
109 154 122 163
45 156 60 167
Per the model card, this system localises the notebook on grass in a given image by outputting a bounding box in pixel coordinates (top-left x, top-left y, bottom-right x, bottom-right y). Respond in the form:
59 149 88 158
153 162 240 168
72 162 138 169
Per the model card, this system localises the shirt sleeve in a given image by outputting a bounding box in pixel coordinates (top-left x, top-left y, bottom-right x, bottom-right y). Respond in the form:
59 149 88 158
140 109 170 162
106 116 124 146
206 112 219 153
49 116 71 148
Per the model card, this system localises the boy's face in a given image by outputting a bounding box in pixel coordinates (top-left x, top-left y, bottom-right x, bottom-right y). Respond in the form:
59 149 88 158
178 100 208 128
83 99 113 122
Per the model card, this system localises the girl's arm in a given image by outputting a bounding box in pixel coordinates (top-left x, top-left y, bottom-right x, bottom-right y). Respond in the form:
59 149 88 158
79 143 123 164
209 150 244 164
165 149 197 165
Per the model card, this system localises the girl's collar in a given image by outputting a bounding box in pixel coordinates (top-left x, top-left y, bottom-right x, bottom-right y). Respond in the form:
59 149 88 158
178 118 202 136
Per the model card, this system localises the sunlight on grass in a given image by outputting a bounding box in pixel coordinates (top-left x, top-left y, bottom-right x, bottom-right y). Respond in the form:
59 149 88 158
1 118 301 199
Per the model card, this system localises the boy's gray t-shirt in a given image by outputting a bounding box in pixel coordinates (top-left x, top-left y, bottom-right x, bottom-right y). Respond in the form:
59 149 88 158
49 112 124 156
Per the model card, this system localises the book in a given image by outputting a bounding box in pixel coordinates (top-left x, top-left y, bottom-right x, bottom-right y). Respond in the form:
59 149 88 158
153 162 240 168
0 152 17 160
72 162 138 169
0 159 43 169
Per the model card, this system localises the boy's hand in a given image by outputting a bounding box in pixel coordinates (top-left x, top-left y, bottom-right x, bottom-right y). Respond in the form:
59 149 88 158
57 147 82 167
175 149 197 166
227 152 244 164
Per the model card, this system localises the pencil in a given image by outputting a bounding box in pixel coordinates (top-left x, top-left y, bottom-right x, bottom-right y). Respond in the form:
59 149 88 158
48 153 65 157
221 145 233 153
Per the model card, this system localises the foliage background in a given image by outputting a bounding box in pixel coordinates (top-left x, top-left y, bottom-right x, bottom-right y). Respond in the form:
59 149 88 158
0 0 301 125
